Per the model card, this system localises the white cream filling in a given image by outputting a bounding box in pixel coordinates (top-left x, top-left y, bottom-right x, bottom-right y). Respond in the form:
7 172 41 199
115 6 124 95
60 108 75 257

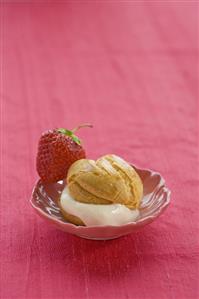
60 187 140 226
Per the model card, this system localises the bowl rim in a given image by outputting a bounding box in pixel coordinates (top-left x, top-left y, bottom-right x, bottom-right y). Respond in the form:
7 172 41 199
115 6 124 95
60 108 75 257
30 164 171 230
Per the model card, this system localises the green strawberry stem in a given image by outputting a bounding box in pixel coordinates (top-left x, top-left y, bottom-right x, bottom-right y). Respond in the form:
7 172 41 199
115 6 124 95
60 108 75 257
57 123 93 145
72 123 93 133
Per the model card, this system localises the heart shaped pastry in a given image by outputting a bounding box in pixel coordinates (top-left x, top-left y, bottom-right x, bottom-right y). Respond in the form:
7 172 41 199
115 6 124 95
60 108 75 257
67 154 143 208
59 155 143 226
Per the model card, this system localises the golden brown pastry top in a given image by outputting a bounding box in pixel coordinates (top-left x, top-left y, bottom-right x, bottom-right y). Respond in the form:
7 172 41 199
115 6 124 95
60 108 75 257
66 154 143 209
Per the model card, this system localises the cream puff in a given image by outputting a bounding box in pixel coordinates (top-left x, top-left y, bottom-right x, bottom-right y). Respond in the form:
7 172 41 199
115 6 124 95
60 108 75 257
59 155 143 226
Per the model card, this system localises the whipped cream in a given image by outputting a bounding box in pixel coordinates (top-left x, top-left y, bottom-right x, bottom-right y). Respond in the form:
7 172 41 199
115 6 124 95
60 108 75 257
60 187 140 226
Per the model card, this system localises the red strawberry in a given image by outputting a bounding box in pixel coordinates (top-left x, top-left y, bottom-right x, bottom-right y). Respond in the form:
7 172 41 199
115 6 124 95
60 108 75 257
36 124 92 183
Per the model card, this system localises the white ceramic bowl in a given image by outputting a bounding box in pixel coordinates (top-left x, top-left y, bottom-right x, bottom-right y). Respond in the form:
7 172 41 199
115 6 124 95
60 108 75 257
30 165 171 240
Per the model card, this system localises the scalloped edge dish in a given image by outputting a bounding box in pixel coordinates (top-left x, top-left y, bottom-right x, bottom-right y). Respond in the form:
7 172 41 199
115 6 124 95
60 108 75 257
30 165 171 240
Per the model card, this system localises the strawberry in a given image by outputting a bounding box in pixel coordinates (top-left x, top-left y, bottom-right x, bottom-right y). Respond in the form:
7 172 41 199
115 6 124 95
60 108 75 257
36 124 92 183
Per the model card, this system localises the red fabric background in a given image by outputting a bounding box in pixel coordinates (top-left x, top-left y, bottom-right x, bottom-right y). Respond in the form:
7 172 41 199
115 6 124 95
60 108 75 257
1 2 198 299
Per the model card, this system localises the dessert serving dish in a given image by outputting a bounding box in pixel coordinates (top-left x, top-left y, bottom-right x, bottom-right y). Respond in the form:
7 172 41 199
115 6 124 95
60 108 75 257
30 164 171 240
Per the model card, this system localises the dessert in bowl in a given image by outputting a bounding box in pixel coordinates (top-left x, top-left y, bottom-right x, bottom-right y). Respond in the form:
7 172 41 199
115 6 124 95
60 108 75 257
59 154 143 226
31 124 171 240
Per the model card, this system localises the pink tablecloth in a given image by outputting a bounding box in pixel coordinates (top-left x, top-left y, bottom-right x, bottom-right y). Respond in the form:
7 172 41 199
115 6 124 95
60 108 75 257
1 2 198 299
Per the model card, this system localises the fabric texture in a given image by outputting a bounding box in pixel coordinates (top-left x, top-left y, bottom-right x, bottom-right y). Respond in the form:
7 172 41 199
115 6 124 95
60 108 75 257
1 2 198 299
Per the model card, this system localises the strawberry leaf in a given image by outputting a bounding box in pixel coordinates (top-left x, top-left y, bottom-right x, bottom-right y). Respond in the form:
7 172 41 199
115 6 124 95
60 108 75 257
57 128 81 145
57 128 73 136
72 135 81 145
